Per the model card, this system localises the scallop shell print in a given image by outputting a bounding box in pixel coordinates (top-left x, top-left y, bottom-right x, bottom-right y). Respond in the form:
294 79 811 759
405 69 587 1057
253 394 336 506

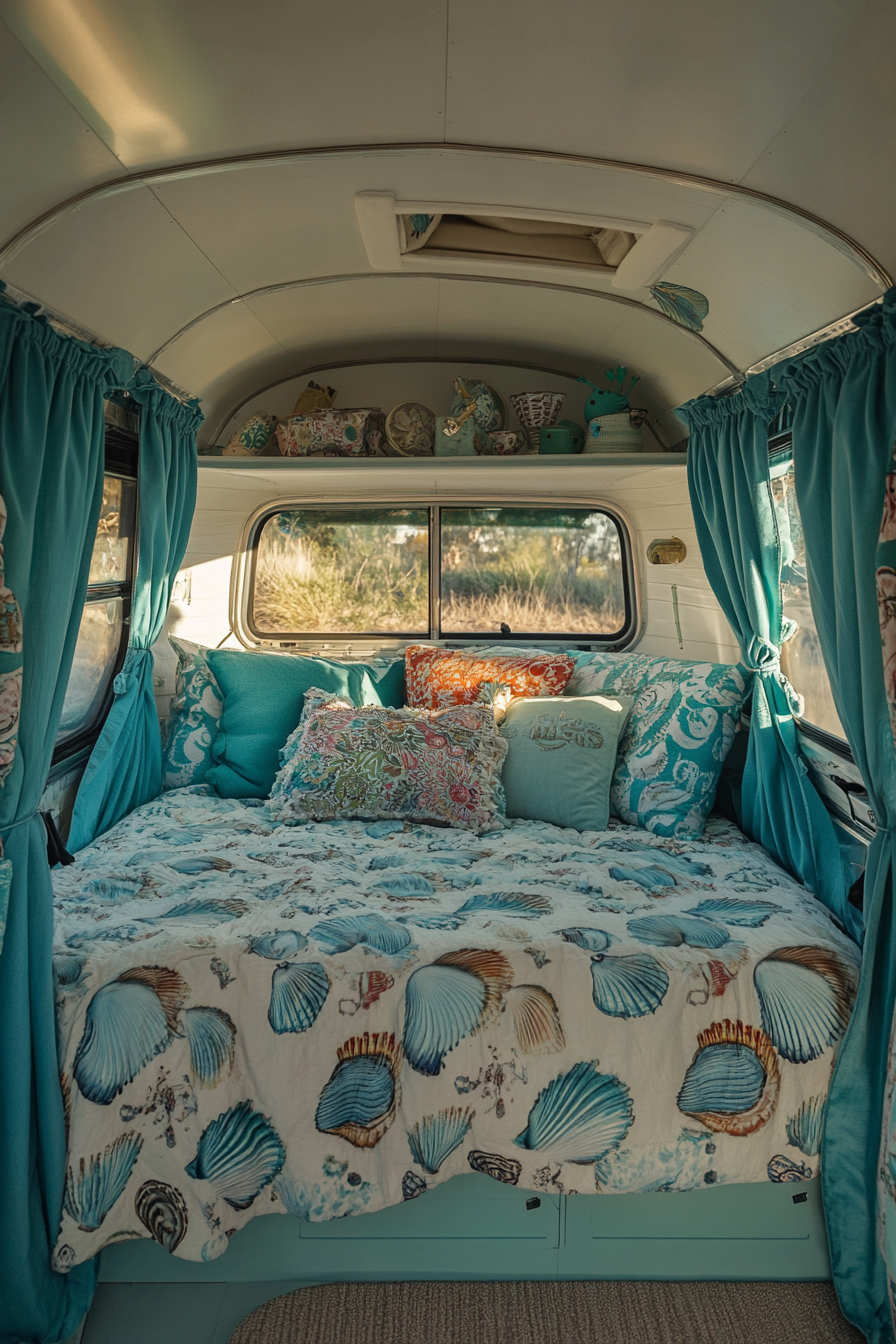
677 1019 780 1136
590 953 669 1019
455 891 552 917
134 1180 188 1252
505 984 565 1055
315 1032 402 1148
407 1106 475 1174
185 1100 285 1209
152 897 249 924
310 913 412 955
685 898 780 928
786 1095 825 1158
627 914 729 949
268 962 330 1034
182 1006 236 1088
513 1062 634 1163
753 946 855 1063
403 950 513 1076
64 1132 143 1231
73 966 188 1104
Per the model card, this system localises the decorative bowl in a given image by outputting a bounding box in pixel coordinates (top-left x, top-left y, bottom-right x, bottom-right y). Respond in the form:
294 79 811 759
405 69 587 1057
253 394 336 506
539 426 583 454
385 401 436 456
509 391 565 453
449 378 508 434
484 430 526 455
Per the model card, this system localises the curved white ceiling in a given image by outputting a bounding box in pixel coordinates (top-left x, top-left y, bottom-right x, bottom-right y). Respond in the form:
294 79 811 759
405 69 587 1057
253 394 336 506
1 0 892 440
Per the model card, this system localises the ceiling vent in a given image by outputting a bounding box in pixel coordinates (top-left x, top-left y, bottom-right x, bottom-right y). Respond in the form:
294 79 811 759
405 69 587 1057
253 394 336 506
355 193 694 291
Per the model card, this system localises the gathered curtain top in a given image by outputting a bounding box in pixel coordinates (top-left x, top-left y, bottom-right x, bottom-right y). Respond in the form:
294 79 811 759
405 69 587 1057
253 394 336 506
676 288 896 428
0 289 203 428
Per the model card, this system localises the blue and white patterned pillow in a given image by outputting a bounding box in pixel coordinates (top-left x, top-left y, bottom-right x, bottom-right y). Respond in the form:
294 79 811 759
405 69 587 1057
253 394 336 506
566 651 750 838
161 638 224 791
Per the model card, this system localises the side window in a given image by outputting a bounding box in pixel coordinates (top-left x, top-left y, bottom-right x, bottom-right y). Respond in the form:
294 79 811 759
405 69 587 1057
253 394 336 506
251 507 431 638
769 433 846 741
439 506 627 638
244 501 634 646
53 407 138 762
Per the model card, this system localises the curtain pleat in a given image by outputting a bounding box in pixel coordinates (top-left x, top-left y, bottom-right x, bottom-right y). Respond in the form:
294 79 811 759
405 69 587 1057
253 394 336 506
676 377 859 940
770 291 896 1344
67 373 201 851
0 297 135 1344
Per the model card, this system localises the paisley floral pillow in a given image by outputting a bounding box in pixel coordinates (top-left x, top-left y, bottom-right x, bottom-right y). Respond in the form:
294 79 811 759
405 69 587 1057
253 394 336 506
161 638 223 791
270 690 508 832
405 644 574 710
566 651 750 838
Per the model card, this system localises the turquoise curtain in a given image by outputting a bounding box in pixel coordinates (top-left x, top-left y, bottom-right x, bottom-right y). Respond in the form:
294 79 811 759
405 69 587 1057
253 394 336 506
770 291 896 1344
67 373 201 851
677 378 860 940
0 298 135 1344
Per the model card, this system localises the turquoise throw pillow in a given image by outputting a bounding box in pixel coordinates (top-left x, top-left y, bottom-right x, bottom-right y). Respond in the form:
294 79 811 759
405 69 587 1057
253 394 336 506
566 651 750 838
206 650 405 798
500 694 633 832
161 638 223 791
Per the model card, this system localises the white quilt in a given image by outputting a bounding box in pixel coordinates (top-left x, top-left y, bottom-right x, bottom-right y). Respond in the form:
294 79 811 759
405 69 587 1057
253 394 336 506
50 786 860 1269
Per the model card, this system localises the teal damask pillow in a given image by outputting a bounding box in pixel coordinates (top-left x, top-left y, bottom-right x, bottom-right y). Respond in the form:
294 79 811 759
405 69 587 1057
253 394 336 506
206 649 405 799
161 638 223 791
566 652 750 838
500 694 633 833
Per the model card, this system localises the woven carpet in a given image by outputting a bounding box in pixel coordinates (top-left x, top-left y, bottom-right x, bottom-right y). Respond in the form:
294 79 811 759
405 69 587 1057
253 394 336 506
229 1280 863 1344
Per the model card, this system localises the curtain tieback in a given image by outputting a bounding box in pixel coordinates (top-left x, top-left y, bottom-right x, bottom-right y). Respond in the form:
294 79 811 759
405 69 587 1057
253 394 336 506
744 638 805 718
0 807 38 839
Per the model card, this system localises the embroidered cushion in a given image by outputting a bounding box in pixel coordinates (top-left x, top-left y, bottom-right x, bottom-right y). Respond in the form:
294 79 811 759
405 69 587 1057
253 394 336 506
500 694 633 832
206 650 405 799
161 638 223 791
405 644 574 710
566 651 750 838
270 691 508 832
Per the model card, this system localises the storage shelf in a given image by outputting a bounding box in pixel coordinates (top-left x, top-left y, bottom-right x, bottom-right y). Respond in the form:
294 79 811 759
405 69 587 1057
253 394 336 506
197 452 687 470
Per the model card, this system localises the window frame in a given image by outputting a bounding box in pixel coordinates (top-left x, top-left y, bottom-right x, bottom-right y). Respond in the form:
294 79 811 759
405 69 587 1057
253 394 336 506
51 406 139 769
234 494 640 653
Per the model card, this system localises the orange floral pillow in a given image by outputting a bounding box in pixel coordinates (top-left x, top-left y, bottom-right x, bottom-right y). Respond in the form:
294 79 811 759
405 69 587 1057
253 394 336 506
404 645 574 710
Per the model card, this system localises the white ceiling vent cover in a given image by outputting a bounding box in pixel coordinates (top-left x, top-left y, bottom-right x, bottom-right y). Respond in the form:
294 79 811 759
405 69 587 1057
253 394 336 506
355 193 693 285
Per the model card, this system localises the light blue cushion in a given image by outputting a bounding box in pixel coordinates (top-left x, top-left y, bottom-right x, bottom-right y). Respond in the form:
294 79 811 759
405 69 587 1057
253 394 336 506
206 649 405 798
500 694 633 832
566 651 750 838
161 638 223 791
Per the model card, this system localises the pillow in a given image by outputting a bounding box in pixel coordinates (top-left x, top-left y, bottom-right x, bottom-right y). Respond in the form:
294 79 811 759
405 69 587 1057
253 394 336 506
206 650 405 798
271 691 508 833
161 638 223 790
500 694 633 832
566 651 750 838
405 644 574 710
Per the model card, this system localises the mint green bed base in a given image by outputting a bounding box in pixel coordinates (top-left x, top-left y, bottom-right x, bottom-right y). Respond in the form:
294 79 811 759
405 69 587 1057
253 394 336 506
100 1173 831 1285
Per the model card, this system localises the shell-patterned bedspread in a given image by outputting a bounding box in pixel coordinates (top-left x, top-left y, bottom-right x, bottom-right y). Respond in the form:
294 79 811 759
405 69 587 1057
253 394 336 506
51 786 860 1269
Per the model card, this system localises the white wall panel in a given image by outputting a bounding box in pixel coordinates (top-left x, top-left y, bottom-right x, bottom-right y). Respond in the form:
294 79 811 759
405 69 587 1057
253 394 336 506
154 458 739 706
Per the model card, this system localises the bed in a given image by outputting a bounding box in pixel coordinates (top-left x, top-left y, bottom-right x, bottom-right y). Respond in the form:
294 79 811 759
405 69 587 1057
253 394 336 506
50 784 860 1273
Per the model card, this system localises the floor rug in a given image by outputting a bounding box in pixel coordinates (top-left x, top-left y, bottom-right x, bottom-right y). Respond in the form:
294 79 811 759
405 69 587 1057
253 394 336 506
229 1279 863 1344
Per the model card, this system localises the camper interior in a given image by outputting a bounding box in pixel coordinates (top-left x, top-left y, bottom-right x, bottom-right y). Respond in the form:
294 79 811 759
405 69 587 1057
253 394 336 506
0 2 894 1342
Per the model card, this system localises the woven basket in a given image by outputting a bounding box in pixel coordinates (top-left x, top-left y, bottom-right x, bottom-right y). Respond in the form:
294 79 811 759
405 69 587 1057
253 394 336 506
582 411 643 453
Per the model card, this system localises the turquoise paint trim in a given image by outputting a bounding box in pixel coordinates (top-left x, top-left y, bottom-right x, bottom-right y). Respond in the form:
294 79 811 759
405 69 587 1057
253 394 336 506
99 1176 830 1287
